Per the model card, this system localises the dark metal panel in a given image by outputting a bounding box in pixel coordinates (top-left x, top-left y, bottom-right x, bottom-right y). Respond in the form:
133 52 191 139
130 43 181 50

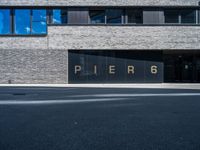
68 50 164 83
85 51 107 83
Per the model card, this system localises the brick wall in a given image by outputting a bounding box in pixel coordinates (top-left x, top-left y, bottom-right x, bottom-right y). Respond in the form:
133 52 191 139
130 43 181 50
0 0 199 6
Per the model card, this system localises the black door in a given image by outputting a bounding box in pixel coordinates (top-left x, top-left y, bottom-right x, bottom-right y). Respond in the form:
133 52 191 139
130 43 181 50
164 52 194 83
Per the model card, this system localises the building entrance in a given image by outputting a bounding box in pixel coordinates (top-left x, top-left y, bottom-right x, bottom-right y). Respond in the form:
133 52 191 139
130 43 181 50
164 51 200 83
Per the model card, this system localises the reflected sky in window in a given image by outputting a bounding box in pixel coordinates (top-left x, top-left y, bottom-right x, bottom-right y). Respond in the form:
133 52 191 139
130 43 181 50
32 9 47 34
0 9 10 34
15 9 31 34
52 9 67 24
53 9 62 24
32 22 47 34
106 9 123 24
90 10 105 24
32 9 46 22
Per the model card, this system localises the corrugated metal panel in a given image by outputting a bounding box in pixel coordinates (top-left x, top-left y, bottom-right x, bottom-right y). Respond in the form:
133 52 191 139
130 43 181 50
68 8 88 24
143 9 164 24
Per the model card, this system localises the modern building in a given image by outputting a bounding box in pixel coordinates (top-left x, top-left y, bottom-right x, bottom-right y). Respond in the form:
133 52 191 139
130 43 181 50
0 0 200 84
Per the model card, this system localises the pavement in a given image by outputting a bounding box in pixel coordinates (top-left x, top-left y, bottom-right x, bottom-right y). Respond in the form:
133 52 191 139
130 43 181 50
0 87 200 150
1 83 200 89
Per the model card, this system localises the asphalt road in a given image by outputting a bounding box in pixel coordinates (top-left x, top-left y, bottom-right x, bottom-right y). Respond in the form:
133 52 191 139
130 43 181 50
0 87 200 150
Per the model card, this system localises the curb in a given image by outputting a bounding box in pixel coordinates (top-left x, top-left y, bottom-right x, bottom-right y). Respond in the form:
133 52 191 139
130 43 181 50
0 84 200 90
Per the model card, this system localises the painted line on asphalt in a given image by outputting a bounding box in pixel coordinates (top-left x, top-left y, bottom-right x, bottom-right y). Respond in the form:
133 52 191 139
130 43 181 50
0 98 125 105
1 93 200 105
70 93 200 98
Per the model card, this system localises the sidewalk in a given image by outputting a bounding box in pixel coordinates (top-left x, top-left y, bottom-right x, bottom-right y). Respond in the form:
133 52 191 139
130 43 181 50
0 84 200 90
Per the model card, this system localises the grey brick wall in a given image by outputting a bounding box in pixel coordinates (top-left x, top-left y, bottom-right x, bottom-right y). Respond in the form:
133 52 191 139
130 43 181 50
0 0 199 6
1 26 199 51
0 37 48 50
0 49 68 84
48 26 200 50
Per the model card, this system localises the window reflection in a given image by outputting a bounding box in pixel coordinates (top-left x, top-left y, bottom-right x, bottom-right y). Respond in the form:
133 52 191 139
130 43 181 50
181 10 196 23
32 9 47 34
32 9 46 22
15 9 31 34
53 9 67 24
0 9 10 34
89 10 105 24
106 9 123 24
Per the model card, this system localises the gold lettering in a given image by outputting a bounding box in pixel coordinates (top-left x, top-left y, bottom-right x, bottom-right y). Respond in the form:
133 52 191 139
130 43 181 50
94 65 97 74
75 65 81 74
151 65 158 74
109 65 115 74
128 65 135 74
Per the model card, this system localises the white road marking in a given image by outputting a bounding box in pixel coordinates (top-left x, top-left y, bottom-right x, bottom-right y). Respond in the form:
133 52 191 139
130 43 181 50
1 93 200 105
0 98 125 105
70 93 200 98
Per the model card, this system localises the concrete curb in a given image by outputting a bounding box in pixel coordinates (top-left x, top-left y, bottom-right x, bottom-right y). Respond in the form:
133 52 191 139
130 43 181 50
0 84 200 90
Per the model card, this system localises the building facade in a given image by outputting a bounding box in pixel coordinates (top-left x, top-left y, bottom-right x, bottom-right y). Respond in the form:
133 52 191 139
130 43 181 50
0 0 200 84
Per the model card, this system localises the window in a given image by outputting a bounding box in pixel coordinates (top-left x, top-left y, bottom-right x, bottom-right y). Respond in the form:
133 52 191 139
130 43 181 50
164 10 179 23
15 9 31 34
14 9 47 35
106 9 123 24
32 9 47 34
89 10 105 24
127 9 143 24
181 10 196 24
52 9 68 24
0 9 11 34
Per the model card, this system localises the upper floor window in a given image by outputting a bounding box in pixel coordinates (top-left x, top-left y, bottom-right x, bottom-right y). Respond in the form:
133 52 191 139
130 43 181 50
0 9 11 34
89 9 105 24
181 9 196 23
52 9 68 24
164 10 179 23
32 9 47 34
14 9 47 35
0 9 47 35
106 9 123 24
15 9 31 34
165 9 196 24
127 9 143 24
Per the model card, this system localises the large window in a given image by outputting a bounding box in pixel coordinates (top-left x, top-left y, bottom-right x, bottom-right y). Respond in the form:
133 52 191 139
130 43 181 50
15 9 31 34
52 9 68 24
106 9 123 24
32 9 47 34
181 10 196 24
89 10 105 24
13 9 47 35
164 10 179 23
165 9 197 24
0 9 11 34
127 9 143 24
